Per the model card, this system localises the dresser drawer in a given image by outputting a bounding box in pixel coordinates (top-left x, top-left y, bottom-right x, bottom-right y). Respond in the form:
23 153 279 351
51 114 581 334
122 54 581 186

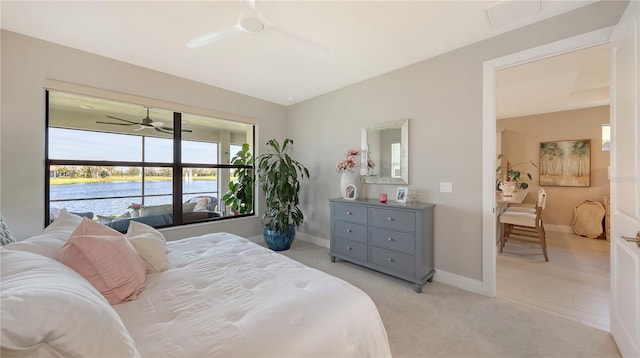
370 208 415 232
333 221 367 243
333 203 368 224
333 238 367 261
370 228 416 254
370 246 415 275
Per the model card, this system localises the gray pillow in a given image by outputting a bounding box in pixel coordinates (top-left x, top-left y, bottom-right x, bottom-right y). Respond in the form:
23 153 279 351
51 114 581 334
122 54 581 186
0 215 16 245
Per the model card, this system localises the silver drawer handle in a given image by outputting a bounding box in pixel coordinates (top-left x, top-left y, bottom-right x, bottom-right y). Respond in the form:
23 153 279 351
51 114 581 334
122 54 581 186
347 246 352 250
346 211 352 215
387 237 394 242
387 217 393 221
387 258 394 262
346 229 352 233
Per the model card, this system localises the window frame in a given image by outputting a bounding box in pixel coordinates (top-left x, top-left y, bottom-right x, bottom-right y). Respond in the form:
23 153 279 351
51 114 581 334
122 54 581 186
44 89 256 229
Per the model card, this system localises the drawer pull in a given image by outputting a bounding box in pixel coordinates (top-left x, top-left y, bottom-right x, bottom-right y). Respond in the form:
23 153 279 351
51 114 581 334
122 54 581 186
387 237 394 242
387 217 393 221
346 211 352 215
346 229 352 233
387 258 394 262
347 246 352 250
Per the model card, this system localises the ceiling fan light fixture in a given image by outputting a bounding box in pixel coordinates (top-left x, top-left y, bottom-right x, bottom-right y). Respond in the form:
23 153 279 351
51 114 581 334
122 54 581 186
238 17 265 33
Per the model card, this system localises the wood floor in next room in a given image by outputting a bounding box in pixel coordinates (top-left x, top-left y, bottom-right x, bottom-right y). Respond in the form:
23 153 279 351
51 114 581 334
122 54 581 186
497 230 610 331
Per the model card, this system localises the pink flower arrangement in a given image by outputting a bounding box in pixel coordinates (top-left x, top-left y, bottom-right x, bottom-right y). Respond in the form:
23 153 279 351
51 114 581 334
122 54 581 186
336 149 375 172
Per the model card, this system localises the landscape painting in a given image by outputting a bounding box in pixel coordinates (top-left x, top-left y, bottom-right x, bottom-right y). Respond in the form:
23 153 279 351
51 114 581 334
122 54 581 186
539 139 591 187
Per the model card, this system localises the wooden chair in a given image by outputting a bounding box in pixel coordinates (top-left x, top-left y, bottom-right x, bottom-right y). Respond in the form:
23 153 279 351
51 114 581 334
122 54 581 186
504 188 545 213
499 189 548 261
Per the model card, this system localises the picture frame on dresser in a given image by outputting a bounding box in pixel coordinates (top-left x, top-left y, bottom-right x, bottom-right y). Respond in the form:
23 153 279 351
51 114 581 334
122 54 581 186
395 187 407 203
344 184 357 200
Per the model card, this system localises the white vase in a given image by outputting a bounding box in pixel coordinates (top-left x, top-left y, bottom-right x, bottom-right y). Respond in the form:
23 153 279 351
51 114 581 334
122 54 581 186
340 170 359 199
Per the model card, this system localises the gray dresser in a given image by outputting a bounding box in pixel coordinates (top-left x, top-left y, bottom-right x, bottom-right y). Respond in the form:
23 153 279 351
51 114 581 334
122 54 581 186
329 198 435 293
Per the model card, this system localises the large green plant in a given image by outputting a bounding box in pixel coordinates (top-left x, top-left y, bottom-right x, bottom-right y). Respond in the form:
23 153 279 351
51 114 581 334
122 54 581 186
496 154 537 190
222 143 254 215
257 139 310 233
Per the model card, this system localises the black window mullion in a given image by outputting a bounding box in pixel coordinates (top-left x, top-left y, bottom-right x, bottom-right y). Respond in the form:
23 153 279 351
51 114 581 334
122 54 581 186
172 112 182 225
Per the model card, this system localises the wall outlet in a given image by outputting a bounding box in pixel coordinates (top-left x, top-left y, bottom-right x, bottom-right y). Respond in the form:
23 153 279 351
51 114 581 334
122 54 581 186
440 182 453 193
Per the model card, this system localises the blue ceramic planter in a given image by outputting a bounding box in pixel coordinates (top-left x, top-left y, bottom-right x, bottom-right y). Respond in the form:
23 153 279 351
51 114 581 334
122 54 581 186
263 225 296 251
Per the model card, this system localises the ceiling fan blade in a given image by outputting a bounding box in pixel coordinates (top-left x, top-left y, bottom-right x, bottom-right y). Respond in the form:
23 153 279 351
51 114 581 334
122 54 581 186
154 127 173 134
96 121 134 126
106 115 139 125
186 26 241 48
182 128 193 133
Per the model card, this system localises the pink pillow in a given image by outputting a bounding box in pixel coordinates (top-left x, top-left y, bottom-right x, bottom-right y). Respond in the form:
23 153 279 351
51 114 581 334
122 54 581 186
59 218 146 304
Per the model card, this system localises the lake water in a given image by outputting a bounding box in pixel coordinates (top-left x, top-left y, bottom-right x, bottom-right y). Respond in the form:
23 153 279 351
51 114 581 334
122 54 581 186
50 180 218 216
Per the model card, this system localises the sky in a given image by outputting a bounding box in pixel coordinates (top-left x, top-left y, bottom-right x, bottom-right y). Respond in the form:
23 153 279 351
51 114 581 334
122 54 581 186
49 128 219 164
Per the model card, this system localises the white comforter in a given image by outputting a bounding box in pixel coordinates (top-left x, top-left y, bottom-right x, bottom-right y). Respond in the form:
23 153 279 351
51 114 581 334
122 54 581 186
113 233 391 357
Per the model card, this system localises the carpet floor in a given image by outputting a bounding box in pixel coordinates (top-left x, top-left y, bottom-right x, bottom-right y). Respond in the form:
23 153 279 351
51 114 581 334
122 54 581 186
278 239 620 358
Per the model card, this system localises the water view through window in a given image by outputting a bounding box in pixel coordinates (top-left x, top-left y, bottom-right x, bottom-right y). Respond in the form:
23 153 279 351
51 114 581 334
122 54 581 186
46 90 254 230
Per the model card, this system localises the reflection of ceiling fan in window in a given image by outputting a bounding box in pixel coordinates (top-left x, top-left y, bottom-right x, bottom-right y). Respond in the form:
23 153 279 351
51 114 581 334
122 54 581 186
97 107 192 134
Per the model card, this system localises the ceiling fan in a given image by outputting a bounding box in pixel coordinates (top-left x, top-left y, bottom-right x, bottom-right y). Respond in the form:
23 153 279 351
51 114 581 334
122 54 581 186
97 107 192 134
186 0 323 51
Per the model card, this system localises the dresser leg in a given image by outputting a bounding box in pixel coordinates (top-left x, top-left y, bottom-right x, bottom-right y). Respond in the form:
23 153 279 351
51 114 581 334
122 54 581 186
330 255 336 262
414 284 423 293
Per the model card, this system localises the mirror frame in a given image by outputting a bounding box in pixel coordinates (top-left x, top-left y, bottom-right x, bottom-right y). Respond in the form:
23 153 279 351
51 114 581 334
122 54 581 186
361 119 409 185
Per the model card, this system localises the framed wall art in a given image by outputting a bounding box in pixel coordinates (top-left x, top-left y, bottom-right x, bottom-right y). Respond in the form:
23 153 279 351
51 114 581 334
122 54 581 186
539 139 591 187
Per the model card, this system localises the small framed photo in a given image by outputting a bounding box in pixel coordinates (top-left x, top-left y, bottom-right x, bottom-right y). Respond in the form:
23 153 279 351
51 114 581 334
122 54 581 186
344 184 357 200
395 187 408 203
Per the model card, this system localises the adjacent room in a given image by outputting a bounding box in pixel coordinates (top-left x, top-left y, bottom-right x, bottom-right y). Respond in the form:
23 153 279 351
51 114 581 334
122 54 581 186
1 1 638 357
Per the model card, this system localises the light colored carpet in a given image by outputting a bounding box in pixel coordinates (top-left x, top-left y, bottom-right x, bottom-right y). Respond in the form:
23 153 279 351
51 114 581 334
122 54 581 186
278 239 620 358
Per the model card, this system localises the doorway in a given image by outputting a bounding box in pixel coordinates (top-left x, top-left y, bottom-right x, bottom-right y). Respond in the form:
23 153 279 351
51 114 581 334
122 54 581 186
481 27 614 308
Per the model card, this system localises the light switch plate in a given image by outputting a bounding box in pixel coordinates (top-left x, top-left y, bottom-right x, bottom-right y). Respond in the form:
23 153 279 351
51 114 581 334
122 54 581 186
440 182 453 193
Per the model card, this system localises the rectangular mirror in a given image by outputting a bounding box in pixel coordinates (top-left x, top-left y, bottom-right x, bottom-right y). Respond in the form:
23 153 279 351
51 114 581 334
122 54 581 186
361 119 409 184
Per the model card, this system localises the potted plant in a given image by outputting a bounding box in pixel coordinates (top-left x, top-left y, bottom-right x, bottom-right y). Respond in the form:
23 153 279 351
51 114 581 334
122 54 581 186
221 143 254 215
496 154 537 190
257 138 310 251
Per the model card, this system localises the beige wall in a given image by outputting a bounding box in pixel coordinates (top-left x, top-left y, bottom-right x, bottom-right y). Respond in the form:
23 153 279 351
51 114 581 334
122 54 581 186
0 1 627 285
287 1 626 282
0 30 288 240
499 106 610 229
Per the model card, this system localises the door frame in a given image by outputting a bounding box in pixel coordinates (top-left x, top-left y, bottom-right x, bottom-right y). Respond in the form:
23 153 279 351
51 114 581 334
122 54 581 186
481 27 614 297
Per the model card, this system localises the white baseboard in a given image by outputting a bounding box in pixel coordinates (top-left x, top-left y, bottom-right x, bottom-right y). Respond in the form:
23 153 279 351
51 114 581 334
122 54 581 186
295 232 330 248
433 269 492 297
252 232 493 296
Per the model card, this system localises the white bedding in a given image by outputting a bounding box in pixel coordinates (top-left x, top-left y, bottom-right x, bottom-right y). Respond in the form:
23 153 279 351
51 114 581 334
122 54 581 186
113 233 391 357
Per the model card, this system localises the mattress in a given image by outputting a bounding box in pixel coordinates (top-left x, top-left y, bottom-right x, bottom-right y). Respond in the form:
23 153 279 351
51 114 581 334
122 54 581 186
112 233 391 357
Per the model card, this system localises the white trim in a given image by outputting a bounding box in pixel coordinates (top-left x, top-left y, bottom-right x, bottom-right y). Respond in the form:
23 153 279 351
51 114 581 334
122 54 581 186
296 232 330 248
482 27 614 298
433 269 490 296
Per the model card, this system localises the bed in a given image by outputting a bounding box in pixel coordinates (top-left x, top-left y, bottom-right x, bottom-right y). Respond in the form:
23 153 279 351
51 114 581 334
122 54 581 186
1 211 391 357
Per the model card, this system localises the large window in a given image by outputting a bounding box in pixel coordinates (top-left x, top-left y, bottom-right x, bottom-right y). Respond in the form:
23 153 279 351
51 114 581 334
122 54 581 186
46 90 255 231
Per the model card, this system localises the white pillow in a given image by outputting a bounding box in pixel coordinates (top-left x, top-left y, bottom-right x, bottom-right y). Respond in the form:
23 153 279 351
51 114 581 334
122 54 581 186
3 209 83 259
126 221 167 273
0 250 140 358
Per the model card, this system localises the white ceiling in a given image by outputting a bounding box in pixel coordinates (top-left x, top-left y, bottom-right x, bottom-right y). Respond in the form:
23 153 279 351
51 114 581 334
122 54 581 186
1 0 608 117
